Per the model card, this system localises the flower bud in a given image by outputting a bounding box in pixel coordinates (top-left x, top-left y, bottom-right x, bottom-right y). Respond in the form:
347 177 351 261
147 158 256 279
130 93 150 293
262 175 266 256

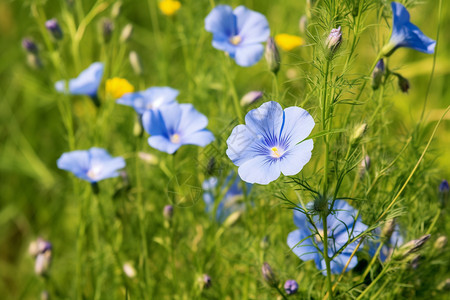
27 53 43 69
240 91 263 106
129 51 143 75
100 18 114 43
138 152 158 165
394 234 430 260
439 179 449 207
299 15 307 34
202 274 212 289
120 24 133 43
265 37 281 74
123 262 137 278
262 262 279 287
22 38 38 54
45 19 63 40
29 238 52 257
284 279 299 295
326 26 342 55
359 155 370 177
35 250 52 276
434 236 447 250
350 123 367 144
396 74 410 93
382 219 396 241
371 59 385 90
111 1 123 19
163 205 174 220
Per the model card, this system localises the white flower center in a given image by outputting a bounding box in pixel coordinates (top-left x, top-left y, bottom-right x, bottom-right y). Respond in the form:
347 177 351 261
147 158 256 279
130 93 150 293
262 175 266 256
87 165 102 180
170 133 181 144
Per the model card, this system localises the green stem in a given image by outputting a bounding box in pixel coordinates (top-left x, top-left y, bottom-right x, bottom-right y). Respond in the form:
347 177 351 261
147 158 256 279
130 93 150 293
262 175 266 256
322 59 331 198
322 213 334 300
275 285 288 300
361 242 384 281
224 58 243 122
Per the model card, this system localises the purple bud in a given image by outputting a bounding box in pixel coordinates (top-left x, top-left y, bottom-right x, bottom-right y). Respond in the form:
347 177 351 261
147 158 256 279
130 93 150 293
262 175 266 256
163 205 174 220
284 279 299 295
326 26 342 54
100 18 114 43
203 274 212 288
45 19 63 40
371 59 385 90
262 262 278 287
396 74 410 93
22 38 38 54
439 179 449 194
240 91 263 106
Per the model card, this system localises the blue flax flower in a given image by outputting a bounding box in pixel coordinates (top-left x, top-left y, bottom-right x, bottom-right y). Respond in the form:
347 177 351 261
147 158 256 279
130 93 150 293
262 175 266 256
142 103 214 154
57 147 125 183
369 224 404 262
55 62 104 98
203 173 251 223
205 5 270 67
382 2 436 57
287 200 368 275
116 86 179 115
226 101 314 185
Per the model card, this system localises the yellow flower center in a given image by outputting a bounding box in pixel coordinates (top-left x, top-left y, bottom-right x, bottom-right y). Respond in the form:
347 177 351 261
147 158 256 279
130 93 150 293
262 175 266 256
271 147 282 158
159 0 181 16
105 77 134 99
274 34 305 51
170 133 181 144
230 35 242 45
87 165 102 180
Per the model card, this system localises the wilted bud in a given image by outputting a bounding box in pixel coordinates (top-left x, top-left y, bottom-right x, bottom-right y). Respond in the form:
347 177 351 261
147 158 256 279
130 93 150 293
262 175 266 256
265 37 280 74
202 274 212 288
138 152 158 165
240 91 263 106
350 123 367 143
45 19 63 40
111 1 123 19
299 15 308 34
35 250 52 276
284 279 299 295
434 236 447 250
439 179 449 207
260 235 270 250
163 205 174 220
396 74 410 93
120 24 133 43
129 51 143 75
22 38 38 54
438 278 450 291
371 59 385 90
394 234 431 260
382 219 396 241
100 18 114 43
262 262 278 287
326 26 342 55
123 262 137 278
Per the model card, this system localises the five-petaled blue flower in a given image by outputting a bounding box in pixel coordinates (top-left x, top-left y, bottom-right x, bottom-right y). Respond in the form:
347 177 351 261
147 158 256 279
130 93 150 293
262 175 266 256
203 173 251 223
205 5 270 67
142 103 215 154
55 62 104 98
116 86 179 115
382 2 436 57
369 224 404 262
57 147 125 183
226 101 314 185
287 200 368 275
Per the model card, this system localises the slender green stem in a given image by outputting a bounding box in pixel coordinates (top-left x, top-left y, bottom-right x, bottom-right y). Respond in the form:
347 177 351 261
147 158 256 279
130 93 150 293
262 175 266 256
322 213 334 300
275 285 288 300
224 58 243 122
361 242 384 281
322 59 331 198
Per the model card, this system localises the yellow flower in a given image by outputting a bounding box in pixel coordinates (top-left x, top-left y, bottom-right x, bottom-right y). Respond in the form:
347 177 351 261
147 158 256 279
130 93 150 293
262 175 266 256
274 34 305 51
105 77 134 99
159 0 181 16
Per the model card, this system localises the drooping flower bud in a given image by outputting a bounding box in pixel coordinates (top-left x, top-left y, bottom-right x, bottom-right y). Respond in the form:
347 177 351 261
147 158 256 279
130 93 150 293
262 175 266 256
265 37 281 74
284 279 299 295
326 26 342 55
240 91 263 106
434 236 447 250
22 38 38 54
396 74 410 93
129 51 143 75
45 19 63 40
371 59 385 90
262 262 279 287
120 24 133 43
299 15 307 34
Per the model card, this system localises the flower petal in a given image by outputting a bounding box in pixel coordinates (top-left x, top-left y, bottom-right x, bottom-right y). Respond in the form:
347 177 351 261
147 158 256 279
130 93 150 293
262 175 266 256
148 135 181 154
238 155 280 184
244 101 284 139
226 124 260 166
205 5 236 39
287 229 321 263
234 6 270 45
280 106 315 146
180 129 215 147
279 139 313 176
234 43 264 67
57 150 90 176
55 62 104 97
178 104 209 136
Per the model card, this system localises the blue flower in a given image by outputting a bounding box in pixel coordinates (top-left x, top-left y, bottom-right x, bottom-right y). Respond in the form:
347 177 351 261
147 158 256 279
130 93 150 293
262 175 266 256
57 147 125 183
142 103 214 154
203 173 251 223
369 224 404 262
226 101 314 185
55 62 104 98
287 200 368 275
116 86 179 115
205 5 270 67
382 2 436 56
